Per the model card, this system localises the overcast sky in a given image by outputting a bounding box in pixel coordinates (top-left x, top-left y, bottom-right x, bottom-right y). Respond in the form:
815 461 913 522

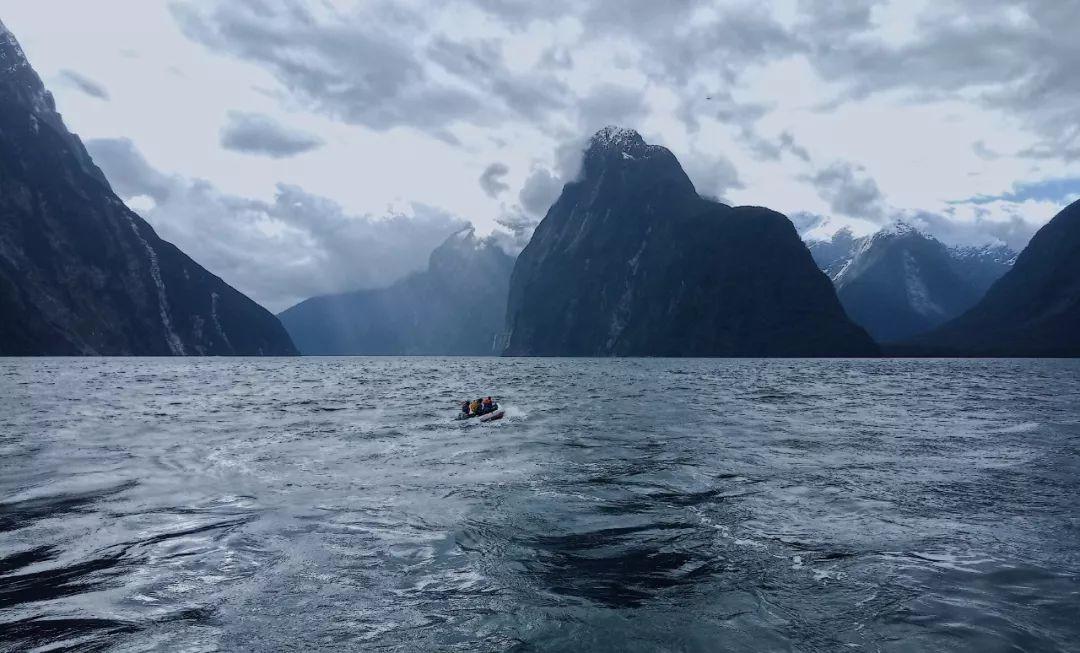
6 0 1080 310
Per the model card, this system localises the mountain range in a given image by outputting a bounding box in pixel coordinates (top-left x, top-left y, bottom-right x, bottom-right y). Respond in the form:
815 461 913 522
279 227 515 355
806 225 1016 342
502 127 878 357
0 20 296 355
2 15 1077 359
909 200 1080 356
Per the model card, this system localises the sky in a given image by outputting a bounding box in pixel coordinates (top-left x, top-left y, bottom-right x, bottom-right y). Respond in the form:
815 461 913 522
5 0 1080 311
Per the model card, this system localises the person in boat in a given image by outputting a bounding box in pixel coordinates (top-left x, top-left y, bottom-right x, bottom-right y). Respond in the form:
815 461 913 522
469 398 482 416
460 401 471 417
482 397 494 414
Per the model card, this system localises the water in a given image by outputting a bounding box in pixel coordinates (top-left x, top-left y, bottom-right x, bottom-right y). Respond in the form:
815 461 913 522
2 358 1079 652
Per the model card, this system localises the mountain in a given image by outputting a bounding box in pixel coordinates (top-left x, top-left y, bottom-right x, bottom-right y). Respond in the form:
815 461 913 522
501 126 877 357
279 227 515 355
0 21 296 355
806 224 1016 342
806 227 859 278
910 200 1080 356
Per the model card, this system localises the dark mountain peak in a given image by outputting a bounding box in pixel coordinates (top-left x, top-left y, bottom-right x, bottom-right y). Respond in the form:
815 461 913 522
1 20 54 115
0 20 295 355
504 128 877 357
0 21 106 186
577 126 696 201
428 226 512 277
584 125 669 161
587 126 654 154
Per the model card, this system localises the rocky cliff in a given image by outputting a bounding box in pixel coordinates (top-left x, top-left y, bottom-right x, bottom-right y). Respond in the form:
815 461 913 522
502 127 877 357
0 21 296 355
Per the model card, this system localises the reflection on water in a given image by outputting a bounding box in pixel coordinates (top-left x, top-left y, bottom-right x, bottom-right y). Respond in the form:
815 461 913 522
1 357 1079 651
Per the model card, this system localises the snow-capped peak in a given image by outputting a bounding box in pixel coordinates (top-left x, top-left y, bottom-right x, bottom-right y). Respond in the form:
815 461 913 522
880 220 922 237
588 126 664 157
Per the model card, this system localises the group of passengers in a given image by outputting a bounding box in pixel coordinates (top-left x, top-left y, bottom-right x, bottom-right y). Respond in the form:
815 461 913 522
461 397 497 417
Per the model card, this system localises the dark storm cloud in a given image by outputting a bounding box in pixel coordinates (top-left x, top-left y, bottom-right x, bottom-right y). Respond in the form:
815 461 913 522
85 137 466 311
58 69 109 100
808 161 886 220
479 163 510 198
219 111 323 158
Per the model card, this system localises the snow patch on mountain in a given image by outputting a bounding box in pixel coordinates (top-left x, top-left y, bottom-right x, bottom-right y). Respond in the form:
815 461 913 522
903 251 945 317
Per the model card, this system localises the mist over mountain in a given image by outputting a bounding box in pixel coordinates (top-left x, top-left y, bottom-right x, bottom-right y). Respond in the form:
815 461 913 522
279 227 515 355
0 21 296 355
806 225 1016 342
910 200 1080 356
502 127 877 357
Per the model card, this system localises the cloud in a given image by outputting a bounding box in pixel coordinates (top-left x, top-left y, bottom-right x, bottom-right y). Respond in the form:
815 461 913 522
58 69 109 100
478 162 510 198
808 161 886 220
683 154 743 202
958 177 1080 206
577 84 650 134
84 137 173 200
494 209 541 252
518 168 562 216
902 208 1042 251
219 111 323 158
171 0 570 137
85 137 466 312
797 1 1080 158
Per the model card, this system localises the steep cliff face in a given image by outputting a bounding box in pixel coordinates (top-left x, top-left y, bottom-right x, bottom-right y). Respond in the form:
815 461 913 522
502 127 877 357
912 200 1080 356
279 228 515 355
0 21 296 355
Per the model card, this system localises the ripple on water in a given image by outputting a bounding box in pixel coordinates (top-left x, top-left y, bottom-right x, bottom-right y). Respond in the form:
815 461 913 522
1 357 1079 651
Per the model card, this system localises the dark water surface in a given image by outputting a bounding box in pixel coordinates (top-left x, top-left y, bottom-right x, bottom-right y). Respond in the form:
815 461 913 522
2 358 1079 652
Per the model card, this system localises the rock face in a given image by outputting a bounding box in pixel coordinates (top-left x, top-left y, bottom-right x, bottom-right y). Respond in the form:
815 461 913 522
279 227 515 355
0 21 296 355
912 200 1080 356
808 224 1015 342
502 126 877 357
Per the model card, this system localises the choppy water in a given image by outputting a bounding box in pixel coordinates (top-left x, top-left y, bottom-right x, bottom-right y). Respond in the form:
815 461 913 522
2 358 1079 652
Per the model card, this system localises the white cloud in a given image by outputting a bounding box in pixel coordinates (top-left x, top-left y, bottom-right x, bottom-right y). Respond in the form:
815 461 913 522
4 0 1080 306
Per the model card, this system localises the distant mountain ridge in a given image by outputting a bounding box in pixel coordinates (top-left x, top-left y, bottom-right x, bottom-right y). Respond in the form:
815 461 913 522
909 199 1080 356
279 227 515 355
806 223 1015 342
0 20 296 355
502 127 878 357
